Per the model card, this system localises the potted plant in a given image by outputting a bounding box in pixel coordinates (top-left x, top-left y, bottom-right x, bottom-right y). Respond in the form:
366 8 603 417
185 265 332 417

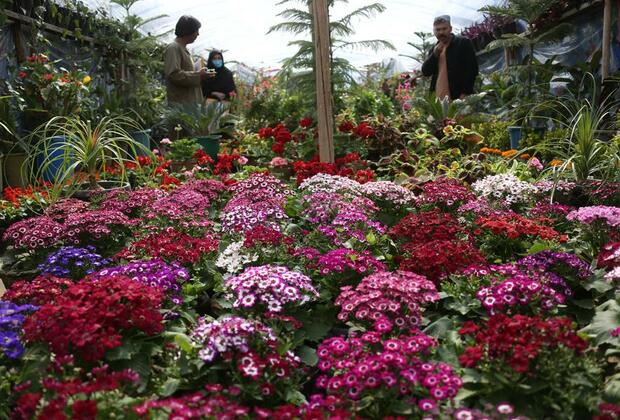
26 115 152 200
166 138 201 172
0 96 27 188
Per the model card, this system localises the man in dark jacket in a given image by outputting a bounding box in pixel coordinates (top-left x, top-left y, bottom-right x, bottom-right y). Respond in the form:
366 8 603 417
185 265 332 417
201 50 237 103
421 15 478 100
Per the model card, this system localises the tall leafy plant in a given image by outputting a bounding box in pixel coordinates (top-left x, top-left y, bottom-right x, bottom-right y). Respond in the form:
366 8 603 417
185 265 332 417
400 31 434 65
480 0 572 96
268 0 394 111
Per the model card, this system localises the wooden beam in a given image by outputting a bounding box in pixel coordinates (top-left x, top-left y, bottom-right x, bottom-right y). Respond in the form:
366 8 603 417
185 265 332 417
312 0 335 164
3 9 98 44
602 0 613 79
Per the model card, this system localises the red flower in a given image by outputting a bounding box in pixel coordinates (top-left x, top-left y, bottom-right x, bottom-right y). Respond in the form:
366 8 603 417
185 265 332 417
355 169 375 184
354 122 375 139
271 141 285 155
72 400 98 419
338 120 355 133
18 71 28 78
258 127 274 139
273 123 292 143
299 117 313 128
42 74 54 81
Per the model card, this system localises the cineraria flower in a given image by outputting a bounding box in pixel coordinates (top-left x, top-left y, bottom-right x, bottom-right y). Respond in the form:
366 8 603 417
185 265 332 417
176 178 227 202
228 172 292 200
301 192 378 225
335 271 439 332
605 267 620 282
359 181 416 207
472 173 538 206
24 276 164 362
299 173 364 196
315 331 462 417
220 199 288 234
534 180 577 194
44 198 90 220
190 316 304 399
390 210 465 244
316 248 387 276
458 315 587 373
146 189 212 221
118 228 219 265
37 246 111 280
318 207 386 246
415 178 475 210
567 206 620 228
518 250 592 282
458 197 512 218
224 265 318 313
0 300 38 359
90 259 189 304
98 187 166 216
134 389 251 419
598 242 620 270
61 210 134 245
3 216 63 251
4 274 73 306
216 241 259 274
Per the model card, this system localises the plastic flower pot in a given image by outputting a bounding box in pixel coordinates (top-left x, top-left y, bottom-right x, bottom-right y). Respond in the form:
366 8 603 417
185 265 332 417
508 126 523 150
71 181 131 201
195 135 221 162
36 136 74 183
130 130 151 157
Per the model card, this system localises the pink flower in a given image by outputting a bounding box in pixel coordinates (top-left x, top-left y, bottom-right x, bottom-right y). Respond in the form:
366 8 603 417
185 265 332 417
528 157 543 171
238 156 248 165
160 138 172 145
270 157 288 167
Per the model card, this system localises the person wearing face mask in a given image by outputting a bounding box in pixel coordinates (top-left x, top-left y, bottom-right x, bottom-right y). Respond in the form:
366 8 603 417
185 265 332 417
421 15 478 101
164 15 215 105
201 50 237 104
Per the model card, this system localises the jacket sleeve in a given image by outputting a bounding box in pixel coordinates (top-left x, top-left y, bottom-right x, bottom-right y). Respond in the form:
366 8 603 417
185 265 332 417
164 45 201 88
421 49 438 77
462 38 479 94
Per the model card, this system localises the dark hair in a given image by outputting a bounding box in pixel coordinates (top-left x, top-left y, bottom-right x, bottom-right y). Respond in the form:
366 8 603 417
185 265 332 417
175 15 201 37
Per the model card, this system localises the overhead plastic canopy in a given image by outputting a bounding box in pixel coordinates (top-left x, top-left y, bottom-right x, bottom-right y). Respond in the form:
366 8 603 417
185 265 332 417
83 0 499 71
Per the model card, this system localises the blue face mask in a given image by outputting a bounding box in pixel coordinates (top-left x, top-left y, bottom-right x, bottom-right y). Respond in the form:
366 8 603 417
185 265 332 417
212 59 223 69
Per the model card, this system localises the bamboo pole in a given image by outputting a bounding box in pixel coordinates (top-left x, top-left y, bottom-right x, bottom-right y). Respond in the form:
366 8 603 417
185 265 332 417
312 0 335 164
602 0 612 79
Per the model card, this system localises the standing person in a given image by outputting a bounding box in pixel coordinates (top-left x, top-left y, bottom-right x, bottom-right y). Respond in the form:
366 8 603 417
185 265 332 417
421 15 479 100
201 50 237 105
164 15 214 106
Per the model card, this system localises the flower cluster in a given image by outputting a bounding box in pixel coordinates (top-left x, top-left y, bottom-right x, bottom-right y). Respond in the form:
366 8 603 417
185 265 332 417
2 185 48 206
315 248 387 276
119 228 219 265
90 259 189 304
2 216 63 251
318 206 387 247
518 250 592 282
472 173 538 206
224 265 318 313
146 189 212 221
299 173 363 196
316 331 462 415
216 241 259 273
400 239 486 283
98 187 166 216
61 210 134 245
475 214 563 241
221 198 288 234
37 246 111 280
229 172 292 201
598 242 620 270
44 198 89 220
415 178 474 210
567 206 620 228
13 364 138 420
4 274 73 306
335 271 439 332
191 316 303 396
390 210 465 244
359 181 416 207
301 192 377 225
0 301 38 359
458 315 587 373
243 225 291 248
476 273 569 315
177 178 227 202
24 276 164 362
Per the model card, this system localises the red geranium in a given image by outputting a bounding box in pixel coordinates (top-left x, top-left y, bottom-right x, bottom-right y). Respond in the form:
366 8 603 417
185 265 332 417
299 117 313 128
354 122 375 139
338 120 355 133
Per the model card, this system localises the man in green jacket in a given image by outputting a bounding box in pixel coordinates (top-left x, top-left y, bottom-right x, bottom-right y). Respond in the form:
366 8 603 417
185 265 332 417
164 15 214 105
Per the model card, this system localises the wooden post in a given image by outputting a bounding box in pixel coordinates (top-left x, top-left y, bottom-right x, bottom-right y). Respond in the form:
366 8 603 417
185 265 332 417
602 0 613 80
312 0 334 164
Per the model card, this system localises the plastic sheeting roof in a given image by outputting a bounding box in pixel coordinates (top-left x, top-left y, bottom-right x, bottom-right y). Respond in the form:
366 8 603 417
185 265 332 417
83 0 499 71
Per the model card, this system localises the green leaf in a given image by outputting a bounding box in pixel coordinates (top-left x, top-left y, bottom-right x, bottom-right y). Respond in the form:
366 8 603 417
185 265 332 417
285 389 307 405
297 345 318 366
365 231 377 245
159 378 180 397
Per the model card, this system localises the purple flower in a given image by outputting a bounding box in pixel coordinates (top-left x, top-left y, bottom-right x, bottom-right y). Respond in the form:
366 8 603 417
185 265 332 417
0 300 38 359
38 246 111 280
